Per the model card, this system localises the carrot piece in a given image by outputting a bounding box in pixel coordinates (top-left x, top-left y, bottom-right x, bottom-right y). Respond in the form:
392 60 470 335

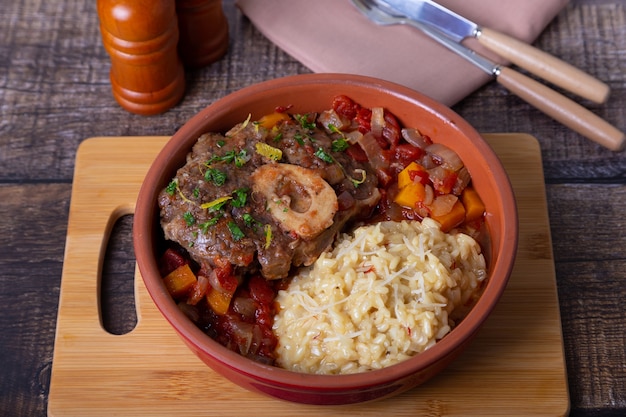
206 288 233 315
163 263 197 299
461 186 486 222
257 112 290 129
394 181 426 208
431 200 466 232
397 161 424 189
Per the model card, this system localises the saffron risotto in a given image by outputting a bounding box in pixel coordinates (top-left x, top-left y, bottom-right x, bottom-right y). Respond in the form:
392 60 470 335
273 218 487 375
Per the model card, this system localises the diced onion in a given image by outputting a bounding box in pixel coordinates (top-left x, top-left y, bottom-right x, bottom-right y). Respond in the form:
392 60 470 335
401 128 430 150
452 166 471 195
423 184 434 206
357 132 389 171
230 321 254 355
427 165 449 184
370 107 385 137
426 143 464 171
187 273 209 305
207 268 228 294
233 297 257 321
318 109 350 132
429 194 458 216
345 130 363 144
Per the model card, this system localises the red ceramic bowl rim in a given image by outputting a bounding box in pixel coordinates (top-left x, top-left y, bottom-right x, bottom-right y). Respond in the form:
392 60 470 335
134 73 518 391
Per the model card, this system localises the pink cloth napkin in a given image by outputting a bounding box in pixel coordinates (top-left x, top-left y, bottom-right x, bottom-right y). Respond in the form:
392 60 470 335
236 0 569 106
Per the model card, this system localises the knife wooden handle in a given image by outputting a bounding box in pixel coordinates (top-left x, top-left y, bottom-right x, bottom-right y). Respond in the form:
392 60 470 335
496 67 624 151
478 27 610 105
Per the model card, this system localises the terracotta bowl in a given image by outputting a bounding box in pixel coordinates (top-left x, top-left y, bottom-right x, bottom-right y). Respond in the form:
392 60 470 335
133 73 518 405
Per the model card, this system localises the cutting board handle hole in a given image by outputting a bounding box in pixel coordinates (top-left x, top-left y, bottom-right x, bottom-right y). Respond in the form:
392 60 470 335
101 214 138 335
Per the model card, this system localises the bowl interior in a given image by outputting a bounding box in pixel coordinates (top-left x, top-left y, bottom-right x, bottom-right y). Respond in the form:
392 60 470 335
134 73 518 390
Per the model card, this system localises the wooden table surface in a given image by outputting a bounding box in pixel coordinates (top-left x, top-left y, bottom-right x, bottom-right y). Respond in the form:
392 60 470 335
1 0 624 416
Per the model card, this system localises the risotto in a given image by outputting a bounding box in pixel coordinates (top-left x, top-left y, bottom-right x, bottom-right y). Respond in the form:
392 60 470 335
272 217 487 375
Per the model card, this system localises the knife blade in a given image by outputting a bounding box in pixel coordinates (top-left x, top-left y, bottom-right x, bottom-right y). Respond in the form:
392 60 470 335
376 0 610 104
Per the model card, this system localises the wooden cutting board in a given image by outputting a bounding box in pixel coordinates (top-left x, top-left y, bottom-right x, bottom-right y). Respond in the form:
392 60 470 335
48 134 570 417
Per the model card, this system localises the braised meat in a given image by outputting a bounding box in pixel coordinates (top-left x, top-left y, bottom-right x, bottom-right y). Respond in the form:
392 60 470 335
158 112 380 281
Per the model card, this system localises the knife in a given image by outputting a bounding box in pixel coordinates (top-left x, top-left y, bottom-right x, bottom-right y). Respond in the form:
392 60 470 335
377 0 610 105
351 0 625 151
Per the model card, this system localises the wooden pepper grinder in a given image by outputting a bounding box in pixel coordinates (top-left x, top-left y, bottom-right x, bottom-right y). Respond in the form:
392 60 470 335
176 0 229 68
97 0 186 115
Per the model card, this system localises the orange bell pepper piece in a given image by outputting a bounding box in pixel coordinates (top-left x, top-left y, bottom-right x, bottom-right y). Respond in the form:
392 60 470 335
397 161 426 189
207 288 234 315
257 112 290 129
431 200 466 232
394 181 426 208
163 263 197 299
461 186 486 222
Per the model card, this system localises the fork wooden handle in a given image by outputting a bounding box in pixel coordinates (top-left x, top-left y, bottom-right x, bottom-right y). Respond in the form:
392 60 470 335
478 27 610 105
497 67 624 151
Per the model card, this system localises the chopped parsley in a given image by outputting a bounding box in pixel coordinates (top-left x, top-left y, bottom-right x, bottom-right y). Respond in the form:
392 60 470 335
204 167 227 186
242 213 261 230
207 153 227 165
327 124 349 152
207 149 249 168
165 178 193 203
294 132 305 146
314 147 334 163
227 221 245 241
234 150 249 167
328 124 342 134
165 179 177 195
183 211 195 226
199 216 221 233
331 137 349 152
231 188 248 208
294 113 316 130
274 199 289 213
199 187 248 216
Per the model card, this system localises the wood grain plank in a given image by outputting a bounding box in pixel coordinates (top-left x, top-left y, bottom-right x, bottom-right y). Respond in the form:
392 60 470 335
547 184 626 262
547 183 626 411
557 259 626 410
0 184 70 417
